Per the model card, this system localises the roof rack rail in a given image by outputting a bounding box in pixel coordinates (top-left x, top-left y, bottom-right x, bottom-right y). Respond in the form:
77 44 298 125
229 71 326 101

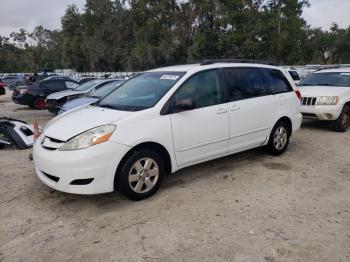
200 59 278 66
314 65 350 72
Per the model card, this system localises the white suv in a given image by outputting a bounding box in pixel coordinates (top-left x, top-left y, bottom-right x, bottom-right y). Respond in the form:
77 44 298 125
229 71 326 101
298 67 350 132
33 60 302 200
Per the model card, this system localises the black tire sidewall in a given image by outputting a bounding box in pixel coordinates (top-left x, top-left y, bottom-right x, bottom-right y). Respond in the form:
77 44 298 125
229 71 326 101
335 105 350 132
118 150 165 201
267 121 290 156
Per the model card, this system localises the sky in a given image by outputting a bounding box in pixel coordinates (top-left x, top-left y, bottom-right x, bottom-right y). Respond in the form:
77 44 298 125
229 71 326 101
0 0 349 37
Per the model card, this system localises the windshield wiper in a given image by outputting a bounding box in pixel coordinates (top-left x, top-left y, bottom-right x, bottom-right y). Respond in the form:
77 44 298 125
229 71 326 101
98 104 118 109
315 83 335 86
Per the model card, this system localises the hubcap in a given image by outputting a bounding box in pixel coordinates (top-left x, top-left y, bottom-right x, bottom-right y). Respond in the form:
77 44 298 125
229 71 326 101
128 158 159 194
273 126 288 151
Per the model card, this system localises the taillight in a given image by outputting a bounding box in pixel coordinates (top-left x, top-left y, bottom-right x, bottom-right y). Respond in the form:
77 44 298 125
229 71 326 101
295 90 302 101
19 88 29 94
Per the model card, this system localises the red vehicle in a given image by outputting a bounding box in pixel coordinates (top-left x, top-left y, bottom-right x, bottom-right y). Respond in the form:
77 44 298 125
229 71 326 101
0 79 5 96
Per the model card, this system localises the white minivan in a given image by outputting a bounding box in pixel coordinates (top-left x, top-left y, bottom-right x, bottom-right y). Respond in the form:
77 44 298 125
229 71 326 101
33 60 302 200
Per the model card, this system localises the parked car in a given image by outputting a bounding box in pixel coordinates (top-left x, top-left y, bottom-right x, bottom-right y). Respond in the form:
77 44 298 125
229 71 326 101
59 80 125 114
46 79 121 114
12 79 79 109
33 60 302 200
77 77 98 85
298 67 350 132
2 75 25 90
43 76 75 81
287 69 301 85
0 79 5 96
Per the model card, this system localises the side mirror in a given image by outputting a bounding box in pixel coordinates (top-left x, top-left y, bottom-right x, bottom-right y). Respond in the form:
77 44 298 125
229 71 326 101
174 98 195 111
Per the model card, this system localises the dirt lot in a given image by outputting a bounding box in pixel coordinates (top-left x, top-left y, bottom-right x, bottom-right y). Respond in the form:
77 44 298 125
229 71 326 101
0 89 349 262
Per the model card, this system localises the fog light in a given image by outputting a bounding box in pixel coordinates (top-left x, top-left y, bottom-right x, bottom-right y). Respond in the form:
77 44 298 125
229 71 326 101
326 113 333 120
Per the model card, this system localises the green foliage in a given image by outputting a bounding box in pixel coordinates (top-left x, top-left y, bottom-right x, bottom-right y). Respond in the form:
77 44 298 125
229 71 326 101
0 0 349 73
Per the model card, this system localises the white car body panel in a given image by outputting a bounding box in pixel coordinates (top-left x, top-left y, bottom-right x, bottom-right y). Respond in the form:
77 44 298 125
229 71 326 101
46 90 85 100
34 62 302 195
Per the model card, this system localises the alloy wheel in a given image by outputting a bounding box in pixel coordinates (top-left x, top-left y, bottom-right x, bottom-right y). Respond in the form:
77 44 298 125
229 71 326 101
128 158 159 193
273 126 288 151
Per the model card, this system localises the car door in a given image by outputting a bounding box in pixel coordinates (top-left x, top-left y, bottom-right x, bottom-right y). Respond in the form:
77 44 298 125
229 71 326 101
261 68 297 121
223 67 276 152
170 69 230 166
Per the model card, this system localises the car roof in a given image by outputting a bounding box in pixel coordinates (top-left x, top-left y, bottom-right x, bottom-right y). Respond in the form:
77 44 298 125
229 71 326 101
315 67 350 73
148 62 281 73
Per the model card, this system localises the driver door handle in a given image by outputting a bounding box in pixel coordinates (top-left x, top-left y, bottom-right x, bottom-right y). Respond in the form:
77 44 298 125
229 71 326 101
229 104 240 111
216 108 228 114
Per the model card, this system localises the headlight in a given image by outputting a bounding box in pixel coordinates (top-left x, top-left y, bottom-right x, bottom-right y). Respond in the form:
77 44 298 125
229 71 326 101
59 125 116 151
317 96 338 105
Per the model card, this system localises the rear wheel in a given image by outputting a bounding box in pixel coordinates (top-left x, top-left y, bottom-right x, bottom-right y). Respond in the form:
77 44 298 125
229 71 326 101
117 150 164 201
266 121 290 156
33 97 46 110
334 105 350 132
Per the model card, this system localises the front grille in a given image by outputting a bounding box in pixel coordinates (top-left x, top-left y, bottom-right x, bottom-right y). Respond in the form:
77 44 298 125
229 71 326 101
302 113 317 118
70 178 94 185
42 172 60 182
301 97 317 106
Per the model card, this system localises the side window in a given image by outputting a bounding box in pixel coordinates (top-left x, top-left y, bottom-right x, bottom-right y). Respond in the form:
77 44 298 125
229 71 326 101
223 68 267 101
65 81 79 89
289 71 300 81
263 69 293 94
42 80 65 90
175 70 222 109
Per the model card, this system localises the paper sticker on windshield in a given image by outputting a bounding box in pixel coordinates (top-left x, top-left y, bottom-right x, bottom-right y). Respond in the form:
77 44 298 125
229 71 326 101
160 75 179 80
340 73 350 76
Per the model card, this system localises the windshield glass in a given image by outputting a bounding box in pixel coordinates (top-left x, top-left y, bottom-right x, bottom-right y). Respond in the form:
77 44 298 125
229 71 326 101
74 80 105 91
90 81 124 98
300 72 350 87
98 71 185 111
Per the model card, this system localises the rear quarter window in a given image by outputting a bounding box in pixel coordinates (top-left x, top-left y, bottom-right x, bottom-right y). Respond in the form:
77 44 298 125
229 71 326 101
262 69 293 94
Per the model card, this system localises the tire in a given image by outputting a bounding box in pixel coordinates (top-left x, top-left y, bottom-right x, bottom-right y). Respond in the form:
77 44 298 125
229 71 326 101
33 97 46 110
117 150 165 201
266 121 290 156
334 105 350 132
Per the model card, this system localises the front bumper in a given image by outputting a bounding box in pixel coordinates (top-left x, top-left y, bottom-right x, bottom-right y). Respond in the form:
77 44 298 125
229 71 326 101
33 139 131 194
300 105 342 120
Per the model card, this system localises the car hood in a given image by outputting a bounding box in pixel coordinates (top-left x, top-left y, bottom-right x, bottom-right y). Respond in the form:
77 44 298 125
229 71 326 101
47 90 85 100
298 86 350 97
44 106 132 141
61 97 99 110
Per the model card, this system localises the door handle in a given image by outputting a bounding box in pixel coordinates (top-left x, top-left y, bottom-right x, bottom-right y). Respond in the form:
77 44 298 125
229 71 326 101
216 108 228 114
229 104 240 111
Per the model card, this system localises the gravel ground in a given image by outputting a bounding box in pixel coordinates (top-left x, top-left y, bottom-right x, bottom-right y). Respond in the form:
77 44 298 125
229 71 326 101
0 89 350 262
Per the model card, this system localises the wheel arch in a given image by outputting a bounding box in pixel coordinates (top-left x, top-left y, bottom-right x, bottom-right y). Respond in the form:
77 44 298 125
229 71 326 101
114 141 172 190
275 116 292 136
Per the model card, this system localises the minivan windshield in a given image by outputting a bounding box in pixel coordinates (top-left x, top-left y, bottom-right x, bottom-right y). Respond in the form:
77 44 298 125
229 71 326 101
299 72 350 87
89 80 124 98
74 79 105 91
98 72 185 111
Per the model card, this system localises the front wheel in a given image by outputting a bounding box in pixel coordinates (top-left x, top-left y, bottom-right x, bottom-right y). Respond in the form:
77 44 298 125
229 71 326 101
266 121 290 156
117 150 164 201
334 105 350 132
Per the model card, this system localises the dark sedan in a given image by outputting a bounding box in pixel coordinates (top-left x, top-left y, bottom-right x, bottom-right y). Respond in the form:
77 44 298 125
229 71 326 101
12 79 79 109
